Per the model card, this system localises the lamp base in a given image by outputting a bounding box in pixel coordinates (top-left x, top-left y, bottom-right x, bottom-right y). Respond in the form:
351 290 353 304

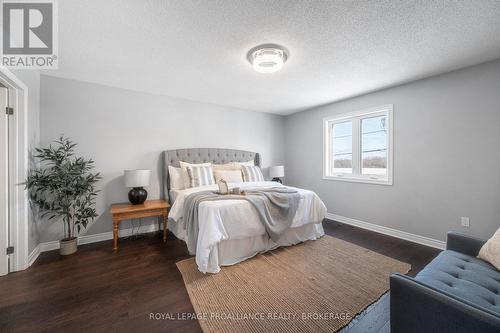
271 177 283 184
128 187 148 205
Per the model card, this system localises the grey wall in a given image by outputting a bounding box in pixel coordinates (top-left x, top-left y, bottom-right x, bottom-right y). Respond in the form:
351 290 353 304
285 59 500 242
39 59 500 245
40 75 285 243
11 70 40 253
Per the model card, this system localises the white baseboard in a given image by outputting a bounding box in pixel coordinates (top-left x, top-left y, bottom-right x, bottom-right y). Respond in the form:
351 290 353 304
28 245 40 267
32 214 445 265
326 213 446 250
38 223 161 254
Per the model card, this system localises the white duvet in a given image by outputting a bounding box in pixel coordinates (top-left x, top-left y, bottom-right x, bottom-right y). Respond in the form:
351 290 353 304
169 181 327 273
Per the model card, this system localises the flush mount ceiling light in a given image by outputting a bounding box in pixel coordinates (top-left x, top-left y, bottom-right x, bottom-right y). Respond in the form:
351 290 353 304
247 44 288 74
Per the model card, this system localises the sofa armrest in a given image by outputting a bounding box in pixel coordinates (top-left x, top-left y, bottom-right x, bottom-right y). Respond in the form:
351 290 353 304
446 231 486 256
390 273 500 333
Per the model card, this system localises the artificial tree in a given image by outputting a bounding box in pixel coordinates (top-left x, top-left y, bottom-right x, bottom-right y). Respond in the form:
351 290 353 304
26 136 100 254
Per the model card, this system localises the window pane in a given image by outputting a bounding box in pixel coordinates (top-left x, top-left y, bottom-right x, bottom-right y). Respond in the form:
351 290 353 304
332 121 352 174
361 115 387 176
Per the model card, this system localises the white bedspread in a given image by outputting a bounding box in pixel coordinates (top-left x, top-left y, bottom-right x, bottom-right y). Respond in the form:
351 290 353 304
169 181 327 273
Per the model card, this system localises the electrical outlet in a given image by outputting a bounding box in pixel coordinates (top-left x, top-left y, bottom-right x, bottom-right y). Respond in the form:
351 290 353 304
461 217 470 228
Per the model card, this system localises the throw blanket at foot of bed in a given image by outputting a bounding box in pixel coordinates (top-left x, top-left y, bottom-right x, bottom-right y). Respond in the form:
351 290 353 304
183 187 301 255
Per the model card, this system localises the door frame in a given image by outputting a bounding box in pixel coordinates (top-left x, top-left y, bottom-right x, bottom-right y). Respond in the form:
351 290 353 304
0 84 9 275
0 67 29 272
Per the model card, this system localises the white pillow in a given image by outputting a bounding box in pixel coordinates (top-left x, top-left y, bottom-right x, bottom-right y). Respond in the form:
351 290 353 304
478 227 500 270
231 160 255 169
241 165 265 182
168 166 188 190
214 169 243 183
180 161 212 169
213 163 238 171
179 161 212 188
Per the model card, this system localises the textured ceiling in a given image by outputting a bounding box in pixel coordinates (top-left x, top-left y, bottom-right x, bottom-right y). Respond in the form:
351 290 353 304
43 0 500 115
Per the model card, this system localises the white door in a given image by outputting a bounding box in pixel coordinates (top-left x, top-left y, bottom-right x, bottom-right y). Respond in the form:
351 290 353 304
0 86 9 276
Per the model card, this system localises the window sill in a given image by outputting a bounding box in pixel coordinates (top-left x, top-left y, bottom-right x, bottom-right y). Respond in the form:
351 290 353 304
323 175 393 186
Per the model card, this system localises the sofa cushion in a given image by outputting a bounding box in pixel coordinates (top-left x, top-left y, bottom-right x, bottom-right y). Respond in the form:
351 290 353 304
416 250 500 316
479 227 500 270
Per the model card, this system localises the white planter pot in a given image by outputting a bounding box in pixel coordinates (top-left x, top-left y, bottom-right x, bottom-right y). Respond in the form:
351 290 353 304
59 237 78 255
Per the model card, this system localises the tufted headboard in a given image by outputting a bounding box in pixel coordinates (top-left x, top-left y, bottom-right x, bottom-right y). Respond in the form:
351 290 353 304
163 148 260 203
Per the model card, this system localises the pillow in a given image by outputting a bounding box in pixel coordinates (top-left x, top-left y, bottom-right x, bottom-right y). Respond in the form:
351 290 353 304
214 169 243 183
241 165 265 182
478 227 500 270
179 161 212 169
168 166 189 190
179 161 212 188
213 163 238 171
232 160 255 169
185 164 215 187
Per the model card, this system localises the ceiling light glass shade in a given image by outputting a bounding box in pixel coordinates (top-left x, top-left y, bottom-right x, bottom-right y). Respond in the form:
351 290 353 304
250 47 287 73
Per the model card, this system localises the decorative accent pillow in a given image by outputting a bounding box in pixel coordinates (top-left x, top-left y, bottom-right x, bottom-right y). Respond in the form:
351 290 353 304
241 165 265 182
214 169 243 183
168 166 189 190
478 227 500 270
185 165 215 187
179 161 212 188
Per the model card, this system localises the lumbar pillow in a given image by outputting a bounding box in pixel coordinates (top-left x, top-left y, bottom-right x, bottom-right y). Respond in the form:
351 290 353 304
241 165 264 182
478 227 500 270
168 166 189 190
214 169 243 183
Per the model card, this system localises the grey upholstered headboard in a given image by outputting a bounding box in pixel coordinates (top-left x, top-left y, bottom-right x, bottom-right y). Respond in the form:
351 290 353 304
163 148 260 203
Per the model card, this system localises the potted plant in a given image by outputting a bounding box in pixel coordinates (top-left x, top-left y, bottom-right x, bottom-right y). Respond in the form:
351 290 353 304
26 136 101 255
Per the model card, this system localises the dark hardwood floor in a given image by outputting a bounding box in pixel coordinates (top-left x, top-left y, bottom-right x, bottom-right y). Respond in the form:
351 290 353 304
0 220 441 333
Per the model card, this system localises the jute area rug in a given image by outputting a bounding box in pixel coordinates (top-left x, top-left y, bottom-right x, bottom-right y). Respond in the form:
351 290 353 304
176 235 410 333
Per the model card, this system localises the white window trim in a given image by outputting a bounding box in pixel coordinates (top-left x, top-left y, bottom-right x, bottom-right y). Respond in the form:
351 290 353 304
323 104 393 185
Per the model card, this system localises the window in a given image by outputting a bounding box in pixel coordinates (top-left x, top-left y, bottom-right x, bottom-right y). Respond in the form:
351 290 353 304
323 105 393 185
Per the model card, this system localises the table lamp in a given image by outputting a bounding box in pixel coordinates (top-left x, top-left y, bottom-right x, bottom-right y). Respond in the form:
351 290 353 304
269 166 284 183
124 169 151 205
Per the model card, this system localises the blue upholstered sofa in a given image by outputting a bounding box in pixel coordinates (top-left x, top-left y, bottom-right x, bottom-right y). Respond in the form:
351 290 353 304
390 231 500 333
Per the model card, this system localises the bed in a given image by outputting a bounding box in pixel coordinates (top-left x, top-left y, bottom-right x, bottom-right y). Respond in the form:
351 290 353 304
163 148 326 273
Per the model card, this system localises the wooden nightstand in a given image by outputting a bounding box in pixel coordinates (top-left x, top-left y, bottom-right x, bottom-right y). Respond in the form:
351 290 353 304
110 199 170 251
